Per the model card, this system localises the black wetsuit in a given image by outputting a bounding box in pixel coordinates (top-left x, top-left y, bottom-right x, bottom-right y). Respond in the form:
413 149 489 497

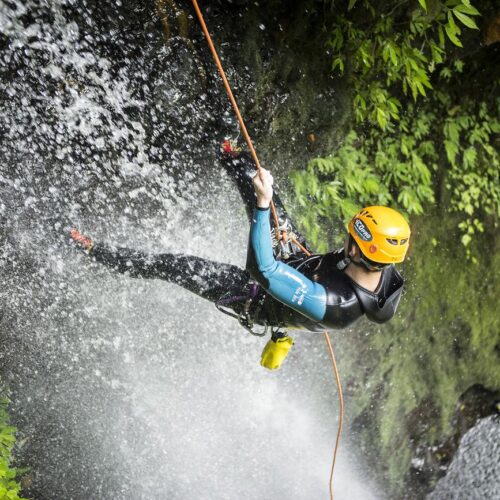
89 152 404 332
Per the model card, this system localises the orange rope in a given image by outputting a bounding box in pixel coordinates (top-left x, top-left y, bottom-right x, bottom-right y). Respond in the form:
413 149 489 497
190 0 281 235
290 235 343 499
290 236 343 500
190 2 344 498
324 331 344 500
290 235 310 256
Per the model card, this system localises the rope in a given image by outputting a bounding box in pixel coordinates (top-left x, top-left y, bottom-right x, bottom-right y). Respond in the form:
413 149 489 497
290 237 343 500
190 2 344 498
190 0 281 235
323 331 344 500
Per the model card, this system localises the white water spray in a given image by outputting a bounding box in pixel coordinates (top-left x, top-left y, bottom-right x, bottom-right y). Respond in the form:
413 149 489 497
0 1 381 498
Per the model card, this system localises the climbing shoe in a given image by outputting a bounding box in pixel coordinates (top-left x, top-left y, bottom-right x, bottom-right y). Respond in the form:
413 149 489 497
221 139 242 157
70 229 94 252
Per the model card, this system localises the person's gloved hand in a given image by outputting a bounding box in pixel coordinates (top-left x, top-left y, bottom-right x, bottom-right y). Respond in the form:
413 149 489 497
252 168 273 209
260 335 294 370
70 229 94 251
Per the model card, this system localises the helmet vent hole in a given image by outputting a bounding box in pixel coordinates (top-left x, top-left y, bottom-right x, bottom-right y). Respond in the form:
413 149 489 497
364 213 378 224
386 238 398 245
400 238 408 245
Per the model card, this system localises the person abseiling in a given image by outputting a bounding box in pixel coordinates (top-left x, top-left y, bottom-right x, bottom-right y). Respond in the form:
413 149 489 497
70 141 411 369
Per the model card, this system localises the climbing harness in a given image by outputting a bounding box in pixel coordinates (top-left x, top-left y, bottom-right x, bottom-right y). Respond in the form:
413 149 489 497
190 2 344 498
215 283 269 337
215 283 292 341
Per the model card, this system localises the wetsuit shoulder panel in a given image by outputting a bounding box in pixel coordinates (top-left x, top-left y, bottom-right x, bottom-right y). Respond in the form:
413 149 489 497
305 251 364 329
351 266 404 324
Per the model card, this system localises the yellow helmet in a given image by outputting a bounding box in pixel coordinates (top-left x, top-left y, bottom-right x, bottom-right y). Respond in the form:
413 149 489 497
348 206 411 264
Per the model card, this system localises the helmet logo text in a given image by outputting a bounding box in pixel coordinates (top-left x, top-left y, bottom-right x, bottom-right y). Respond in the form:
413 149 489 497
353 219 373 241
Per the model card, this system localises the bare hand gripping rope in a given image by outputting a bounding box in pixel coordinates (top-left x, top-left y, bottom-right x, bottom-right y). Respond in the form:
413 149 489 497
190 2 344 498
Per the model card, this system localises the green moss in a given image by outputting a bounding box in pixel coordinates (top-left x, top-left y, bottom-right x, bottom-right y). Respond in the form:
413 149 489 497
337 213 500 495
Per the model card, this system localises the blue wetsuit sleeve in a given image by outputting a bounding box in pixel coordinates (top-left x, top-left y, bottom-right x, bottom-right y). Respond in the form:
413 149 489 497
250 208 327 322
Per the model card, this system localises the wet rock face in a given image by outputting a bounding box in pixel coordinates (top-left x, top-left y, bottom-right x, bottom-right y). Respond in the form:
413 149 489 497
179 0 348 169
452 385 500 440
0 1 352 498
0 0 346 244
427 416 500 499
484 13 500 45
406 385 500 496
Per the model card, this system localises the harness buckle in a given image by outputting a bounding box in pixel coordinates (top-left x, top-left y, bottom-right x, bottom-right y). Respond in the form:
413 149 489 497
215 286 268 337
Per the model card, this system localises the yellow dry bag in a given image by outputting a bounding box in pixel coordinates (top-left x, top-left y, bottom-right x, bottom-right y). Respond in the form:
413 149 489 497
260 336 294 370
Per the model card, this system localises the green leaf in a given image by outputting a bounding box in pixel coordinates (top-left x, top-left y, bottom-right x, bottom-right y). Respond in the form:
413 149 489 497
440 67 452 79
454 3 480 16
418 0 427 11
329 28 344 52
445 23 463 47
348 0 357 10
382 45 390 63
326 182 340 199
363 177 381 193
339 198 360 219
332 57 345 73
438 25 445 47
463 147 477 168
409 57 419 71
461 233 472 246
444 140 459 165
377 107 388 129
353 93 367 111
454 59 464 72
386 42 398 66
445 121 460 143
453 10 479 29
447 10 459 34
415 79 427 97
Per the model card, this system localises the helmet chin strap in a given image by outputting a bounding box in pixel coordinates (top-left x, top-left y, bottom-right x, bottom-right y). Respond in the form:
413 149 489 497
340 235 384 273
336 257 351 271
352 258 381 273
336 255 382 273
337 236 355 271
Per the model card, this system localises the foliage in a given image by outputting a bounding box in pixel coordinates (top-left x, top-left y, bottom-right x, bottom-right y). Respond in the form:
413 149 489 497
285 2 499 495
443 98 500 249
327 0 480 129
0 398 26 500
292 1 499 252
292 88 499 252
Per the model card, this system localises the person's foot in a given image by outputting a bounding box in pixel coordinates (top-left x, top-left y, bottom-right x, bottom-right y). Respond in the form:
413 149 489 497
220 139 242 157
70 229 94 251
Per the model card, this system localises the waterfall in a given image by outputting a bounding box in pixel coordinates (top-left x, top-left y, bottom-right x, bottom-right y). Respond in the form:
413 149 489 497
0 0 381 497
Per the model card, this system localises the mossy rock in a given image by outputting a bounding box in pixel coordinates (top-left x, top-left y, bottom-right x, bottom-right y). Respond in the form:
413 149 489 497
339 212 500 497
